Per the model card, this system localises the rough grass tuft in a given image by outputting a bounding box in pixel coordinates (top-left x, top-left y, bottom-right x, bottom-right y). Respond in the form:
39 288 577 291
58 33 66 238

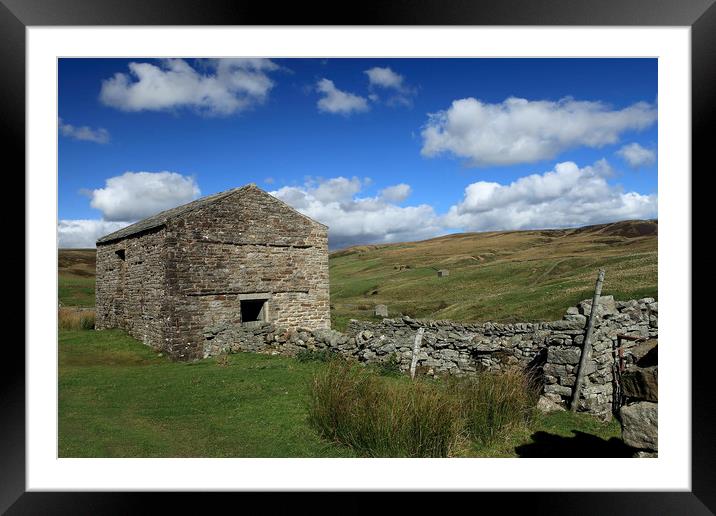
308 360 462 457
58 307 95 331
447 369 540 445
307 361 538 457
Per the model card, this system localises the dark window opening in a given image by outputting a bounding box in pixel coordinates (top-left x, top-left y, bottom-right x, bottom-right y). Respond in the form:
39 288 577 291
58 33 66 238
241 299 266 324
115 249 126 260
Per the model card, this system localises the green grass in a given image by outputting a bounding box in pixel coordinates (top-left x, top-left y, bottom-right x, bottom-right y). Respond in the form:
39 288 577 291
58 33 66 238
59 274 95 307
59 329 354 457
463 410 624 458
59 329 628 458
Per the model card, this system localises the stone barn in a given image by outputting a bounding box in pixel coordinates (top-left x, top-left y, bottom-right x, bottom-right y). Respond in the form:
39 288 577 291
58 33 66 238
95 184 330 360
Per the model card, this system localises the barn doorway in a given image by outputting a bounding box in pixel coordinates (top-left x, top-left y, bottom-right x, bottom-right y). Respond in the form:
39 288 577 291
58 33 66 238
240 298 267 327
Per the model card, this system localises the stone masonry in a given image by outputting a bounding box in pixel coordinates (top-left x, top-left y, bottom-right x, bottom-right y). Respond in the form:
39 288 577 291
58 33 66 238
202 296 657 418
95 184 330 360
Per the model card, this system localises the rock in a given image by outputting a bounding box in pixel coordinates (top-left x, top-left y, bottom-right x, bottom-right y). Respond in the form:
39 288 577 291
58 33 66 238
373 304 388 317
564 314 587 325
629 339 658 366
537 395 566 413
472 340 501 353
547 346 581 365
578 295 617 316
544 384 573 397
620 401 658 451
621 366 658 402
378 342 396 354
542 393 563 404
548 319 586 331
633 450 658 458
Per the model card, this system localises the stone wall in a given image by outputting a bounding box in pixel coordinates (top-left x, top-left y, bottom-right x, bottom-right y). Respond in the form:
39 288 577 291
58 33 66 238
201 296 658 417
618 339 658 456
95 226 167 350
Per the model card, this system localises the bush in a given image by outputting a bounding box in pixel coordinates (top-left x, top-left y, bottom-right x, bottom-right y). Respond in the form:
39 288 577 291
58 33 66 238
448 369 539 445
308 361 462 457
308 362 539 456
59 308 95 331
295 348 339 363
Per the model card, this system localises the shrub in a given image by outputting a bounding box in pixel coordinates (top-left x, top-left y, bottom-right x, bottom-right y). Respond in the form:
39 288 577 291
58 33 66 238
308 361 462 457
448 369 539 445
59 308 95 331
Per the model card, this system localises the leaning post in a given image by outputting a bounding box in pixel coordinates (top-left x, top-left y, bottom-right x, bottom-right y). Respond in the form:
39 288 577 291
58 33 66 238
410 327 425 380
570 268 606 412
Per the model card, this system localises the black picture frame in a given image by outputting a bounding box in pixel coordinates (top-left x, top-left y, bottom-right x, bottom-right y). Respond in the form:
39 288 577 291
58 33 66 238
5 0 710 512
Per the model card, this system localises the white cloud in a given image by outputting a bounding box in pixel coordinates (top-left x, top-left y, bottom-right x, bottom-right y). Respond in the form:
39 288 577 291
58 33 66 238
421 97 657 166
89 171 201 221
365 67 404 89
315 79 369 115
100 58 280 115
271 178 441 248
617 142 656 168
379 183 412 203
58 118 110 144
443 160 657 231
58 219 131 248
365 66 416 107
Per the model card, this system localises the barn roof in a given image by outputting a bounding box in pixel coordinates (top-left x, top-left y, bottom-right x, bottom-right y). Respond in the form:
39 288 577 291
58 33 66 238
96 183 326 245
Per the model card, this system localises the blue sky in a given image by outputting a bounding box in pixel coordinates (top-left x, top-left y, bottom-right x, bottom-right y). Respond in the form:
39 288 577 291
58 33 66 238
58 58 657 249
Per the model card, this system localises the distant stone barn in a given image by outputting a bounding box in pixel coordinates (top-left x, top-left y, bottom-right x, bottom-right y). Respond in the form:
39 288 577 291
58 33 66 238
95 184 330 360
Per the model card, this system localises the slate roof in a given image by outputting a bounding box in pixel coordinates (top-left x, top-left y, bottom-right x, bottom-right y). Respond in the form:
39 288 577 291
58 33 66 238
95 183 326 245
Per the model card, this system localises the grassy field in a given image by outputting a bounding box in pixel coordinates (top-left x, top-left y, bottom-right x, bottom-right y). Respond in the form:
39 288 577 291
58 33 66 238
58 249 96 307
59 329 625 458
329 219 657 328
58 220 657 328
59 329 354 457
57 222 650 456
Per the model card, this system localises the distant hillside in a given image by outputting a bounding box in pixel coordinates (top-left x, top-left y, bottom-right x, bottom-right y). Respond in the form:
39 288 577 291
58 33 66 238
58 219 657 324
329 220 657 328
58 249 96 307
58 248 96 277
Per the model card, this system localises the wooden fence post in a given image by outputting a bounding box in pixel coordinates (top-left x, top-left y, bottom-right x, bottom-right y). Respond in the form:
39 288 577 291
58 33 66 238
410 327 425 380
570 268 605 412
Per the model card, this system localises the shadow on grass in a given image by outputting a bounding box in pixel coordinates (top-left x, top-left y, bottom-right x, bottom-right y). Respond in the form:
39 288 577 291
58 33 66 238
515 430 636 458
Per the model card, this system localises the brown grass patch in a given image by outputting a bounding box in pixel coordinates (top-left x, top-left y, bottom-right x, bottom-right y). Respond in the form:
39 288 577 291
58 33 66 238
59 307 95 331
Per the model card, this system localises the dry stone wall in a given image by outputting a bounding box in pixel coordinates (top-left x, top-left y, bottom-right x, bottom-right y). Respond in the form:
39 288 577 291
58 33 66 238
618 339 658 456
202 296 657 417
